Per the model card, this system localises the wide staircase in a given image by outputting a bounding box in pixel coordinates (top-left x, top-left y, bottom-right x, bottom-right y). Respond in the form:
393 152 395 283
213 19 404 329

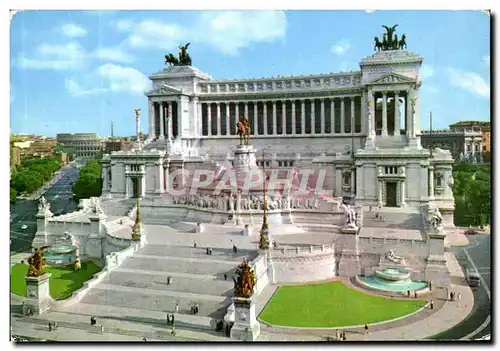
362 208 422 230
50 243 258 340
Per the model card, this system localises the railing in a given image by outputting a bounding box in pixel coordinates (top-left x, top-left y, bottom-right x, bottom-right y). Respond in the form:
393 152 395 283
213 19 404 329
271 244 334 257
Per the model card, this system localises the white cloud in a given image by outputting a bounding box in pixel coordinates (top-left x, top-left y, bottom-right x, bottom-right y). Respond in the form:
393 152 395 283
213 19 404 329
66 63 151 97
61 23 87 38
419 64 434 79
18 42 87 70
483 55 490 66
93 47 134 63
447 67 490 98
113 11 286 55
365 10 375 13
332 40 351 55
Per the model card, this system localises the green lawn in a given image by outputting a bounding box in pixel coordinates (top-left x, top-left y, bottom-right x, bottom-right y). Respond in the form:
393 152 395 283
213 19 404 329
259 282 427 328
10 261 101 300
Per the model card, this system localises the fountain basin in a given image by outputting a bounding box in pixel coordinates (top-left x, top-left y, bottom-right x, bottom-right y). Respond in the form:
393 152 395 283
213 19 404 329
44 244 79 265
375 268 411 281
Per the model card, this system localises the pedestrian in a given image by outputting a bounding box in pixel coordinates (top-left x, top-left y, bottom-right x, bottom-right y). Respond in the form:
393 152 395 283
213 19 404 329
414 291 418 299
167 314 171 324
48 322 53 332
335 329 340 340
143 337 147 342
193 240 197 248
100 325 104 333
175 303 179 313
450 291 454 301
53 322 58 330
171 314 175 325
90 316 96 326
364 324 369 335
457 292 461 301
209 248 213 255
407 290 410 297
167 276 172 285
224 273 227 280
430 300 434 310
369 205 372 212
429 281 432 291
206 247 210 255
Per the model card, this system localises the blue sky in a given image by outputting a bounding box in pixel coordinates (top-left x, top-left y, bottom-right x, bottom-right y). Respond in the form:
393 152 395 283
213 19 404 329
10 10 490 137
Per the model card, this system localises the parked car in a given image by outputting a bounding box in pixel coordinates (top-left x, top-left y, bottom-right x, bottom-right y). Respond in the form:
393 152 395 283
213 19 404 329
21 225 28 230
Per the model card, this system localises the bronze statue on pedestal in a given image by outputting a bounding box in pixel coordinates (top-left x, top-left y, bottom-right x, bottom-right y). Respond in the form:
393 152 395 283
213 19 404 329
236 115 251 146
27 246 50 277
233 258 257 298
373 25 408 52
165 43 192 66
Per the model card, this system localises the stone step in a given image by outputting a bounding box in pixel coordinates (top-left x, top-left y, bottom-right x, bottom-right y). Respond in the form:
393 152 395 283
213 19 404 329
120 255 242 276
14 304 226 341
107 270 234 297
138 245 257 261
133 253 243 265
80 287 231 319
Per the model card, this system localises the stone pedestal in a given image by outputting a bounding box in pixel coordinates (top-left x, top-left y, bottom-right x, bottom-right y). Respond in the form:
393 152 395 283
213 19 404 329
424 233 450 285
338 229 361 277
24 273 52 315
230 297 260 341
243 224 253 236
196 223 205 233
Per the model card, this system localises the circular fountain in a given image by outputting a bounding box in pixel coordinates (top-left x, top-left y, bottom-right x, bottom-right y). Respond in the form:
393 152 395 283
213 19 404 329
355 267 428 294
44 244 79 265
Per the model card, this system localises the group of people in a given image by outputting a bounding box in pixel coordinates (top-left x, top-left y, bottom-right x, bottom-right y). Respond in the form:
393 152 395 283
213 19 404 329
191 303 200 315
166 313 175 325
327 329 348 341
206 247 213 255
450 291 461 301
48 321 58 332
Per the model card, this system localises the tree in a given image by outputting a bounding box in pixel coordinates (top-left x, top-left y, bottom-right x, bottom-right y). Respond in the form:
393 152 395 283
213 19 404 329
10 188 17 203
73 160 102 201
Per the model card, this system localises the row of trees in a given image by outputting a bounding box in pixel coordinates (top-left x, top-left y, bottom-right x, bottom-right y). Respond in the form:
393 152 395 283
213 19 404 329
10 157 63 203
72 160 102 201
452 163 491 227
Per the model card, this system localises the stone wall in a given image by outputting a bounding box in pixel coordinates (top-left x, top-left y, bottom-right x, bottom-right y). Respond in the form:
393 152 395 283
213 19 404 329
358 237 429 258
250 254 269 296
271 244 336 283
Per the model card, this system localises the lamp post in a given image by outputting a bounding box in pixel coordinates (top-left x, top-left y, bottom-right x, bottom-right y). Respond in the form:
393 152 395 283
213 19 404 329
259 151 270 250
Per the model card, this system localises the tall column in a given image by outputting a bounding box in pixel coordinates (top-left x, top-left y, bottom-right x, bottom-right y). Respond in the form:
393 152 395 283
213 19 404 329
235 102 240 123
382 93 388 136
350 97 355 134
226 103 231 136
330 99 335 134
282 100 287 135
159 102 165 139
216 102 221 136
311 99 316 134
406 91 412 138
429 166 435 199
272 101 277 135
244 102 249 118
400 180 406 206
320 98 325 134
340 97 345 134
148 99 155 139
263 102 268 135
291 100 296 135
394 92 401 136
300 100 305 134
253 102 258 135
207 103 212 136
378 179 384 206
169 102 174 139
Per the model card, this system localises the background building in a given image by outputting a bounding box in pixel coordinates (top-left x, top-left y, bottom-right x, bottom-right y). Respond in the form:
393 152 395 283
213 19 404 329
56 133 104 158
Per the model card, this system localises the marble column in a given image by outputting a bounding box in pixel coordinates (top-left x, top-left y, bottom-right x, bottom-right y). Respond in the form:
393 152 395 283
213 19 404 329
291 100 296 135
272 101 277 135
148 99 155 139
320 98 325 134
235 102 240 124
216 102 221 136
429 166 435 198
207 103 212 136
170 102 175 139
300 100 305 135
311 99 316 134
159 102 165 139
253 102 258 135
244 102 249 119
164 163 170 193
406 91 412 138
340 98 345 134
157 162 164 194
226 103 231 136
282 101 287 135
382 93 388 137
400 179 406 206
394 92 401 136
330 99 335 134
378 179 384 206
350 97 355 134
263 102 268 136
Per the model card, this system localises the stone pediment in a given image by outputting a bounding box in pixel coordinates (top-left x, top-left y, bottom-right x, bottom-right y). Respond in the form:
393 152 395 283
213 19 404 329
367 73 416 85
147 84 183 96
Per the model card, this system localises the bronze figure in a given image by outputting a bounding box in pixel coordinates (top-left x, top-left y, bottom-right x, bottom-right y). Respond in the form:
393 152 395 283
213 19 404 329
27 246 50 277
236 115 251 146
233 259 257 298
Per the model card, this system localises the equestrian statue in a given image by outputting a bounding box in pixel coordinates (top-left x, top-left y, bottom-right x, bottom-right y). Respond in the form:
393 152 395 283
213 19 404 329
236 115 251 146
373 25 408 52
165 42 192 67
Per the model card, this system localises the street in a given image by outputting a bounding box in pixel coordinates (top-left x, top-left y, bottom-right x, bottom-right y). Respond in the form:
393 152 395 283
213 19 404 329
10 160 86 254
430 234 491 340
